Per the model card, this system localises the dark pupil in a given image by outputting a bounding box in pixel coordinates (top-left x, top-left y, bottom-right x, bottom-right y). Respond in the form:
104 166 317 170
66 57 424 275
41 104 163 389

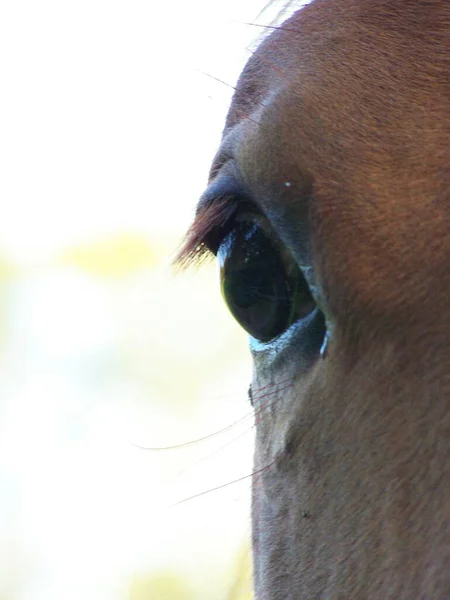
229 269 278 308
218 221 313 343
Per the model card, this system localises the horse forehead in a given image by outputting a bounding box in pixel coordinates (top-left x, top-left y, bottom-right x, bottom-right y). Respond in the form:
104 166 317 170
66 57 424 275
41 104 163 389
226 0 449 210
229 3 448 161
229 51 445 212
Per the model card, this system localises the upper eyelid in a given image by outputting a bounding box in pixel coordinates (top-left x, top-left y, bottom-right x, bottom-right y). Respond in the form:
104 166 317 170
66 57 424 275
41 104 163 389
197 171 250 213
198 174 264 240
174 178 263 268
200 194 263 255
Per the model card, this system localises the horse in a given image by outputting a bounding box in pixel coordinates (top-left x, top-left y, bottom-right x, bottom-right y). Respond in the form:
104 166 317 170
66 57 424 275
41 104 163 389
178 0 450 597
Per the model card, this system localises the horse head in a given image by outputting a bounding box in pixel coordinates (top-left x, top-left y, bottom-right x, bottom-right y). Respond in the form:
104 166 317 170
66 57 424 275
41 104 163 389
179 1 450 597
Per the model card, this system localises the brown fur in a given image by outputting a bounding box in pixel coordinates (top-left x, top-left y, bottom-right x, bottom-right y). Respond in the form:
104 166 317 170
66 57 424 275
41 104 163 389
180 1 450 597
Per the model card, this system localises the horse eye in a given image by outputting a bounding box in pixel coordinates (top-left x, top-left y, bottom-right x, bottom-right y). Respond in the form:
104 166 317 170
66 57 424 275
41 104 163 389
217 218 315 343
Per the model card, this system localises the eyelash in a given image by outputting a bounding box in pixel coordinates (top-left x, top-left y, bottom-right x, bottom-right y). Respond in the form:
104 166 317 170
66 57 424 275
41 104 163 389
205 202 267 254
176 195 265 268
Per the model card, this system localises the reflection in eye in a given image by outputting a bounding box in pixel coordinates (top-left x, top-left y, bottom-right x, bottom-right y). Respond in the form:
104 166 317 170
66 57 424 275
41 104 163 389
217 218 316 343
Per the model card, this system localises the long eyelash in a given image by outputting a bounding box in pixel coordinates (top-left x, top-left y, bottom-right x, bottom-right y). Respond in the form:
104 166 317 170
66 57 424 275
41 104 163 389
174 196 238 269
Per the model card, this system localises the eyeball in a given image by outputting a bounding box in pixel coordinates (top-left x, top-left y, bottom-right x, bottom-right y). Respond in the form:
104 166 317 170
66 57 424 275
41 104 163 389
217 218 316 343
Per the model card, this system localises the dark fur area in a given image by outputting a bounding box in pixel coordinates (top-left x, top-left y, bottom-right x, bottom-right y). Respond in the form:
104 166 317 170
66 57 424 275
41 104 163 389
184 0 450 597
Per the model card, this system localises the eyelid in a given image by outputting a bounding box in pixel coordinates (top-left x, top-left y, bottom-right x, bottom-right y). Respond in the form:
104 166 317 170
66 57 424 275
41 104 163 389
176 171 264 268
205 200 265 255
193 176 263 251
197 172 252 215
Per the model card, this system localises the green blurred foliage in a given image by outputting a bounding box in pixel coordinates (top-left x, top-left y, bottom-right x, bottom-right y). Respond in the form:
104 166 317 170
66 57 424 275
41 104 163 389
130 572 195 600
59 233 160 278
0 250 16 355
226 544 253 600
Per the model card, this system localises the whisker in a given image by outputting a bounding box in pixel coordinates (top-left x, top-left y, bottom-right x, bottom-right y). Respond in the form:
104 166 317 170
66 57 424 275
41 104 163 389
243 42 295 87
196 69 238 93
172 423 255 480
230 20 300 34
197 69 267 119
252 375 294 395
169 382 292 479
132 378 292 452
172 462 274 507
254 0 301 24
254 384 292 423
131 414 252 451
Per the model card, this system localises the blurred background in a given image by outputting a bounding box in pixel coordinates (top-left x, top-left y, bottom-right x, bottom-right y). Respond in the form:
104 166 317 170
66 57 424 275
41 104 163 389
0 1 298 598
